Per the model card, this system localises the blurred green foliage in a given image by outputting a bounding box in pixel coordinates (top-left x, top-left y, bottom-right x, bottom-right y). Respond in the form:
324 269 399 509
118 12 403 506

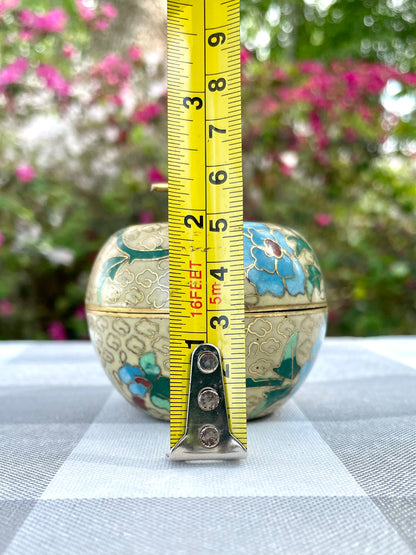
0 0 416 338
241 0 416 69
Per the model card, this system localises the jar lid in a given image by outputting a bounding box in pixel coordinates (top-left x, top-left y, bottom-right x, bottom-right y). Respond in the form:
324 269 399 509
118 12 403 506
86 222 327 315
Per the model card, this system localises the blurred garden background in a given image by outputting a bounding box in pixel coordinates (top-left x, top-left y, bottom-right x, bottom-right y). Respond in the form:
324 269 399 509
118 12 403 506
0 0 415 339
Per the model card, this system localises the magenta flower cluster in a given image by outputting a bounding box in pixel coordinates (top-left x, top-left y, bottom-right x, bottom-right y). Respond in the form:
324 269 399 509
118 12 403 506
37 64 70 97
0 1 166 339
246 56 416 171
0 0 19 16
0 57 28 91
76 0 118 31
93 54 132 87
18 8 67 34
277 60 408 111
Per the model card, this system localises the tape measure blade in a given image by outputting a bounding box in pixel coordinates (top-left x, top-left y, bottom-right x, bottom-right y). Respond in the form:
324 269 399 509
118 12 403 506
168 0 246 451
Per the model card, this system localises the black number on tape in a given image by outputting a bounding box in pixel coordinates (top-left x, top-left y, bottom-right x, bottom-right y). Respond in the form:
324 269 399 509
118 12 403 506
210 267 228 281
209 219 227 232
210 315 229 329
184 215 203 229
208 78 226 92
183 96 203 110
209 124 226 139
208 32 226 47
209 170 227 185
184 339 204 349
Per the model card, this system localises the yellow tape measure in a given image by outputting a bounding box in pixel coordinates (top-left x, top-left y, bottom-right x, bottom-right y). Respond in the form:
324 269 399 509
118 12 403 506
167 0 246 457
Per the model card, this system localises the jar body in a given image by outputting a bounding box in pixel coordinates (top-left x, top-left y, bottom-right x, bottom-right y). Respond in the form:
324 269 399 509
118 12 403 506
86 222 327 420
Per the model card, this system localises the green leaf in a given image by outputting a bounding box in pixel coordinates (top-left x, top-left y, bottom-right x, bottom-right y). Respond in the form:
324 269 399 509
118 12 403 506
288 235 312 256
61 0 77 17
274 332 301 380
307 264 322 299
130 125 145 145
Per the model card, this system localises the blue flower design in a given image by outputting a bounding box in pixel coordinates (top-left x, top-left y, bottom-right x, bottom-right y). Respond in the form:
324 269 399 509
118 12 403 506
119 364 150 397
244 222 305 297
119 353 170 412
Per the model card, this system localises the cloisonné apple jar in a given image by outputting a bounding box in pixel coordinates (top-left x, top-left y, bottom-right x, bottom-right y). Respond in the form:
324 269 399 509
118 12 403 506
86 222 327 420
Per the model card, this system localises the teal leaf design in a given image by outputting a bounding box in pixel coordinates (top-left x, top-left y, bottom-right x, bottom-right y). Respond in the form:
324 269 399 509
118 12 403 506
97 256 126 303
151 386 170 411
139 352 161 378
248 332 301 418
139 352 170 411
246 376 284 388
97 231 169 302
116 233 168 261
307 264 322 300
287 235 312 256
274 332 301 379
249 384 293 419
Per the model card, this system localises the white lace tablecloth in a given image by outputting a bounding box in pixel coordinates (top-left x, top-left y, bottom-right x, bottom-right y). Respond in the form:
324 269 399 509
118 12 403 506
0 337 415 555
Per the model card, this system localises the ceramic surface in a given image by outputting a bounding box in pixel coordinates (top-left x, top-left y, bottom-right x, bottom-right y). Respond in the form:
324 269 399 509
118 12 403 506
86 222 327 420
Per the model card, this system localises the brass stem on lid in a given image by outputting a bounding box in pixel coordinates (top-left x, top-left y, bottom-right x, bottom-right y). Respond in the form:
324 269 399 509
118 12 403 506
151 182 168 192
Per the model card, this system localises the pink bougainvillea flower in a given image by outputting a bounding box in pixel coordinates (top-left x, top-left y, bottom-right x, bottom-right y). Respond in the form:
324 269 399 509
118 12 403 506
15 163 36 182
309 112 324 135
19 8 67 33
273 68 287 81
0 0 20 16
278 86 307 103
358 105 372 122
19 30 33 41
315 152 330 167
76 0 95 21
328 310 339 323
132 103 162 124
128 45 142 62
314 213 333 227
344 127 357 143
94 18 109 30
93 54 131 86
47 321 68 340
139 210 155 224
146 166 166 183
35 9 67 32
0 57 29 90
309 111 329 148
36 64 71 97
318 135 329 149
74 305 86 320
18 8 36 26
76 0 117 28
109 93 123 105
299 60 325 74
101 2 118 19
0 300 14 316
262 96 279 114
279 161 292 176
62 43 76 58
403 73 416 86
241 48 251 65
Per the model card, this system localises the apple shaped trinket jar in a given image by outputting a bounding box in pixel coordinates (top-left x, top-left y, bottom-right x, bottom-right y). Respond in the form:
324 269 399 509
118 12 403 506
86 222 327 420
